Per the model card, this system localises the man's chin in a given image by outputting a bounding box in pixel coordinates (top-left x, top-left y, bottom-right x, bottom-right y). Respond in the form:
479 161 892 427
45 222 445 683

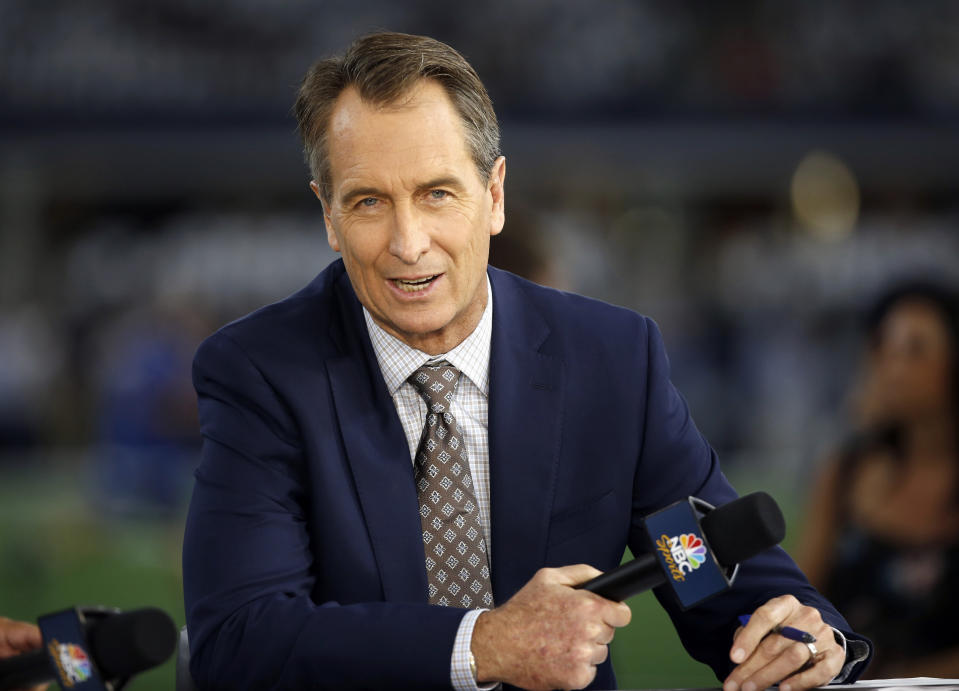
374 313 452 346
393 320 450 342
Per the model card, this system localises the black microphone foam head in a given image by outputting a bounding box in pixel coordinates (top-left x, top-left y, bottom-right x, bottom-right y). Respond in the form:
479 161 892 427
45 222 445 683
699 491 786 567
88 607 177 681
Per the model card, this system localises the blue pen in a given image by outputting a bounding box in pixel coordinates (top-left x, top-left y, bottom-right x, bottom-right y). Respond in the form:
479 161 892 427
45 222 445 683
738 614 816 644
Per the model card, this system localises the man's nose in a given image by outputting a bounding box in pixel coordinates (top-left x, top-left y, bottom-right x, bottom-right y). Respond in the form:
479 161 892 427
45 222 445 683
388 205 430 264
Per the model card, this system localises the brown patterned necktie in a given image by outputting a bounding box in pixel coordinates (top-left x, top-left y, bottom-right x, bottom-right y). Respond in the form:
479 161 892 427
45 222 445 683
408 362 494 609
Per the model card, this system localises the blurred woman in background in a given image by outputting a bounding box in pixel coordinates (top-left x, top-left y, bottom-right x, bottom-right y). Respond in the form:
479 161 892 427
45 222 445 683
798 280 959 677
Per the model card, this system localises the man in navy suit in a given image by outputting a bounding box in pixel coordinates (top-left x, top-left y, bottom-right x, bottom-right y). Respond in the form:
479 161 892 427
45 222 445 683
182 32 870 690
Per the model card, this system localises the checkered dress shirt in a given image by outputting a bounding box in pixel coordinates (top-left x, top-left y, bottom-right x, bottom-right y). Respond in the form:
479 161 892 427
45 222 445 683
363 277 495 691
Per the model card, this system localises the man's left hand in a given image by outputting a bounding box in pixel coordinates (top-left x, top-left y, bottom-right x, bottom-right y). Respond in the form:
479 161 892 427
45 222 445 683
723 595 843 691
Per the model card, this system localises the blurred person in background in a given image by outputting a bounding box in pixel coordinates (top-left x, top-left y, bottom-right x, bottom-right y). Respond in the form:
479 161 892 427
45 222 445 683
487 206 561 290
798 280 959 677
0 616 47 691
91 302 205 517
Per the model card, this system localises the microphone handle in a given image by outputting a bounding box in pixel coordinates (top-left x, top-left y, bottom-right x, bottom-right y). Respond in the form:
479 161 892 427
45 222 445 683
0 649 52 691
575 552 665 601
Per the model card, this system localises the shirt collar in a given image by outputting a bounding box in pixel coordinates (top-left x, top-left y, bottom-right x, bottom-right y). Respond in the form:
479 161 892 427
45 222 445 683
363 275 493 397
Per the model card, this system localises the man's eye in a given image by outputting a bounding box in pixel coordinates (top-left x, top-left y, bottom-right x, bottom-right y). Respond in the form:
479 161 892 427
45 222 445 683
429 189 448 200
360 197 378 207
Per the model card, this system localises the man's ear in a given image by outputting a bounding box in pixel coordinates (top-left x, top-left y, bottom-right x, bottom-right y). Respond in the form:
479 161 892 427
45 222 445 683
488 156 506 237
310 180 340 252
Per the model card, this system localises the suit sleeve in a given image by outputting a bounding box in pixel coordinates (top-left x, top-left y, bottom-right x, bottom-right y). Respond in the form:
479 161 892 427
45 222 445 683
182 331 466 690
626 317 872 682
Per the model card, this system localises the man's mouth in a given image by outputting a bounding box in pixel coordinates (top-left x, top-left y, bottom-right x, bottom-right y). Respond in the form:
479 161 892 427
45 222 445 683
392 274 440 293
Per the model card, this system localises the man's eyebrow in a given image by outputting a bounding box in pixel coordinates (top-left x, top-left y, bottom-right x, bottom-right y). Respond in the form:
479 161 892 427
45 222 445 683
418 176 466 191
338 186 381 206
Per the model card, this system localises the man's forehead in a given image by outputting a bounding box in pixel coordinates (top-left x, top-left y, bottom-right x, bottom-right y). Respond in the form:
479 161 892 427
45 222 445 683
326 80 479 194
329 80 457 135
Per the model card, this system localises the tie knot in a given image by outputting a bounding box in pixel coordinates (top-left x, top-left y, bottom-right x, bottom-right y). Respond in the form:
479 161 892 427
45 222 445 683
408 362 460 413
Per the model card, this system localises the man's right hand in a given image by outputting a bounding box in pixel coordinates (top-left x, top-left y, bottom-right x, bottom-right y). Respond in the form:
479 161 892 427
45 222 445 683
470 564 632 690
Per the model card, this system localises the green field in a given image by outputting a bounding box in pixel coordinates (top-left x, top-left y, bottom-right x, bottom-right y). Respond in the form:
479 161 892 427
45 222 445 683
0 460 801 689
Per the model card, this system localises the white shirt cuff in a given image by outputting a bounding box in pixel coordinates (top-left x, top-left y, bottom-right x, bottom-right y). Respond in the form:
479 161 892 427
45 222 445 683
829 627 871 683
451 608 498 691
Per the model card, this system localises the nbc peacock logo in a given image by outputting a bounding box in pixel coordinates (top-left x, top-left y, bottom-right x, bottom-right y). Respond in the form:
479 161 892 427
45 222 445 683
48 639 93 687
655 532 708 582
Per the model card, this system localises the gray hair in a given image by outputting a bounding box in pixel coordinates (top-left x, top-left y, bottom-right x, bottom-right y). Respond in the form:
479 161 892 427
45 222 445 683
293 31 501 202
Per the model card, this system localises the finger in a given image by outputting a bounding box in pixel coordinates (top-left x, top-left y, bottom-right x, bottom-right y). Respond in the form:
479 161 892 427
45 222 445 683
574 588 631 631
10 623 43 652
734 640 821 691
592 622 616 645
0 617 14 656
602 601 631 629
730 595 801 664
589 641 610 666
563 662 598 691
552 563 604 587
778 644 845 691
0 618 42 655
724 632 794 691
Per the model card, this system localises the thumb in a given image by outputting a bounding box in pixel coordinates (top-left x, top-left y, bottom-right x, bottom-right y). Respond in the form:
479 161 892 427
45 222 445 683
551 563 604 587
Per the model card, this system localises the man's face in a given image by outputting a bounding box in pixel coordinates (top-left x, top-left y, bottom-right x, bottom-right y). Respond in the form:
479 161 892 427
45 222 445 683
313 79 505 355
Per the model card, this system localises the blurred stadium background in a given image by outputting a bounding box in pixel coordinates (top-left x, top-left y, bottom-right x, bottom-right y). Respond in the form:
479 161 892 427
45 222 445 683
2 1 959 687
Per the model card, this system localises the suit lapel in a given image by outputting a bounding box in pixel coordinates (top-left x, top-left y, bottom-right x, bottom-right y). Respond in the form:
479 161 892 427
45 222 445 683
326 272 428 604
487 269 565 601
324 266 567 605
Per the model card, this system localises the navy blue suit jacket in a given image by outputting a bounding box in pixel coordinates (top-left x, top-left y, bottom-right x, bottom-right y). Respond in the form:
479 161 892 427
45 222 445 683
183 260 867 689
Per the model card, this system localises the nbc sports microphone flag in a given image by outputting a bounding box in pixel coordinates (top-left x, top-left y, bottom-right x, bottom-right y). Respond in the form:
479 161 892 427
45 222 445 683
643 497 738 609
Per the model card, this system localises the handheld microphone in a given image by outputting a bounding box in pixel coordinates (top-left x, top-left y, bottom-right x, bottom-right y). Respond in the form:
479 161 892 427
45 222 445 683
577 492 786 609
0 606 177 691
